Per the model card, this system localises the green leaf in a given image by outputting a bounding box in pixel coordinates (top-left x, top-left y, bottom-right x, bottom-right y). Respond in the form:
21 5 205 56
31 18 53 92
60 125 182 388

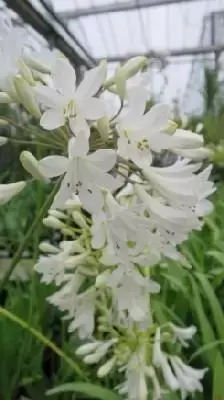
212 352 224 400
190 340 224 362
189 275 217 366
196 273 224 342
46 383 122 400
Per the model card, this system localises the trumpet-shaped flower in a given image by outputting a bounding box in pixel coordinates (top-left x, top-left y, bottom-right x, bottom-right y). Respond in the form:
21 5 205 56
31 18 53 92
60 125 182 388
34 58 106 135
37 134 119 212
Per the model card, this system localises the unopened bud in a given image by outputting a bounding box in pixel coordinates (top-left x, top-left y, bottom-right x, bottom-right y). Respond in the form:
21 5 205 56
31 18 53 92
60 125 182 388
0 136 8 146
97 357 116 378
172 129 203 149
80 265 98 276
60 239 84 253
115 65 126 101
121 56 148 79
61 227 76 238
72 210 88 229
39 242 59 253
96 117 109 141
0 92 11 103
20 151 48 182
64 252 89 268
95 270 110 287
65 196 81 210
75 342 100 356
14 76 41 117
18 60 34 85
43 216 65 230
49 209 67 220
0 181 26 205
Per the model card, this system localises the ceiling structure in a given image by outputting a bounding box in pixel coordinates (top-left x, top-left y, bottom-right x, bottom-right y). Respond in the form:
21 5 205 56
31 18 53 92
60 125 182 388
3 0 224 113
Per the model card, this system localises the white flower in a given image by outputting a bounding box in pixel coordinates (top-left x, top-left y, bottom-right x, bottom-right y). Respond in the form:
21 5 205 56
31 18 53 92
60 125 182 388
170 323 197 347
104 261 159 323
37 134 119 212
153 328 180 391
68 287 96 338
170 356 207 397
0 181 26 204
117 89 172 166
35 247 70 286
91 191 150 254
134 184 201 242
143 161 215 207
83 338 117 364
34 58 106 134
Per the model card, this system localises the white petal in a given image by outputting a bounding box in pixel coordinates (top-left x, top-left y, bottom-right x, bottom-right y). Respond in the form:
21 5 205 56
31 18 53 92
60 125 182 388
51 174 73 209
127 85 148 116
87 149 116 171
34 84 64 108
172 129 203 149
40 109 65 130
81 97 105 120
38 156 68 178
69 116 90 138
87 164 120 191
143 103 171 131
0 181 26 204
79 185 104 213
76 64 106 100
68 134 89 158
52 58 76 97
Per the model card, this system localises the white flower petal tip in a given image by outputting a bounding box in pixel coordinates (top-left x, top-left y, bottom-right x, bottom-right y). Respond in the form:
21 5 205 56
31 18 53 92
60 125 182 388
0 181 26 204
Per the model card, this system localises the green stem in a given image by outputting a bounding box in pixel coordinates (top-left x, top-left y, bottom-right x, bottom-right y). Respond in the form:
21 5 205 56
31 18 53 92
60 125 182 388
8 138 62 150
0 307 85 378
0 180 60 291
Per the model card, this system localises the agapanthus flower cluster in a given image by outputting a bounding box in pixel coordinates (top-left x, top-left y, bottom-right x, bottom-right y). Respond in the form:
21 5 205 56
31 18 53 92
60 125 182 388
0 16 215 399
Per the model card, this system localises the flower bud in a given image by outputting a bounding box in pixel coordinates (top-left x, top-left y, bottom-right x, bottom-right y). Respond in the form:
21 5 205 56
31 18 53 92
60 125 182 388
83 352 104 364
97 357 116 378
75 342 101 356
61 227 76 238
114 65 126 101
96 117 109 141
0 136 8 146
20 151 48 182
39 242 59 253
49 209 67 220
0 181 26 204
43 216 65 230
172 129 203 149
0 92 11 103
95 270 110 287
64 252 89 268
80 265 98 276
14 76 41 117
18 59 34 85
72 210 88 229
65 196 81 210
121 56 148 79
60 239 84 253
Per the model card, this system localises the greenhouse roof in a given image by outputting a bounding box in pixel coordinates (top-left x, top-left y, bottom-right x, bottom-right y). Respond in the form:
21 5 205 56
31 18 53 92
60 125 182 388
3 0 224 112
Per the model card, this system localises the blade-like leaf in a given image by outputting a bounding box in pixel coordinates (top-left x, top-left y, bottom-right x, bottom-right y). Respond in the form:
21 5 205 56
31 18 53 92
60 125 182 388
212 352 224 400
47 382 121 400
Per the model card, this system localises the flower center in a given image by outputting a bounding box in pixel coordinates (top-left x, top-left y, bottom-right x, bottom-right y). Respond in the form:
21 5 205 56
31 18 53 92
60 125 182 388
137 138 150 151
64 99 76 118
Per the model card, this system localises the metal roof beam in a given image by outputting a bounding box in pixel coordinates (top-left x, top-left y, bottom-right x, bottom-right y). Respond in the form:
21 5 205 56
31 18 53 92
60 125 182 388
96 44 224 63
4 0 96 68
59 0 208 20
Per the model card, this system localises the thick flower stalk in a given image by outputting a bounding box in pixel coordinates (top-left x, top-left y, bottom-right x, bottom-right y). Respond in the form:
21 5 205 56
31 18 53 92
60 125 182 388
0 16 216 400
